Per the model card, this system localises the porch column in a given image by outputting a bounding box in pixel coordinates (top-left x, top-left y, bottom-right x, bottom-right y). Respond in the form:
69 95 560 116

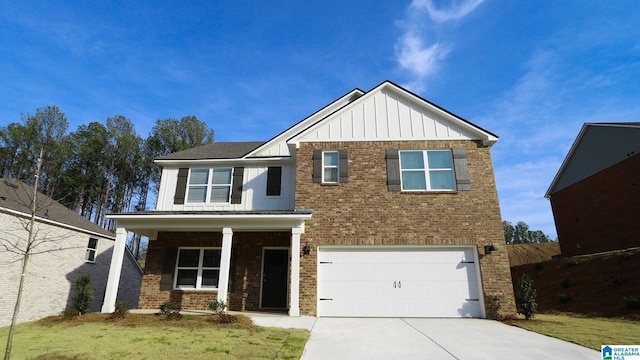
289 226 303 316
101 227 127 313
217 227 233 307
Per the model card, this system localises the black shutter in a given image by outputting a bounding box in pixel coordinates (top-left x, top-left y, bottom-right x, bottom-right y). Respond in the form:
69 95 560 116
386 149 401 191
339 149 348 183
173 168 189 204
231 167 244 204
312 150 322 183
452 148 471 191
160 248 178 291
266 166 282 196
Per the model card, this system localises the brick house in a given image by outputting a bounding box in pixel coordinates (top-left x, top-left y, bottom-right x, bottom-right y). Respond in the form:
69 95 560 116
0 179 142 326
102 81 516 319
546 122 640 256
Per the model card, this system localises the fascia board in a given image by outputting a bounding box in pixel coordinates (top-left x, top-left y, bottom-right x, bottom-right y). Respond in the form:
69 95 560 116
245 88 365 155
0 206 115 240
155 156 292 166
544 123 590 198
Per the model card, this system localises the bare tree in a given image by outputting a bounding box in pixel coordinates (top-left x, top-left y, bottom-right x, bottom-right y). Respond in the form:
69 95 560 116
2 149 76 360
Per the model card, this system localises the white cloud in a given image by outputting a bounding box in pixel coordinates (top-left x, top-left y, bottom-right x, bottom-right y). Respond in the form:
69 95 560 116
411 0 485 23
395 0 483 92
396 32 449 79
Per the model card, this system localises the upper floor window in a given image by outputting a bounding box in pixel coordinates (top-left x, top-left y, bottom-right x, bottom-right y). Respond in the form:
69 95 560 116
187 168 233 203
85 238 98 262
322 151 339 183
266 166 282 196
174 248 221 290
399 150 455 191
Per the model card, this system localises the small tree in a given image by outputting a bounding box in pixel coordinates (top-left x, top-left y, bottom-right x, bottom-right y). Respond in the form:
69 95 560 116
517 274 537 319
72 274 94 315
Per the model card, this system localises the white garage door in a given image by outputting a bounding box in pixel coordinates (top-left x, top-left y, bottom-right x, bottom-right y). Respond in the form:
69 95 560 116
317 247 483 318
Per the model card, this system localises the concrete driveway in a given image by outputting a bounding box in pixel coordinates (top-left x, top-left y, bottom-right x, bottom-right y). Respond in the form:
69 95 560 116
249 315 599 360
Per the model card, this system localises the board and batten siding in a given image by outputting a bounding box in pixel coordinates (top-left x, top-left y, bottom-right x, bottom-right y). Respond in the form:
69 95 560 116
297 90 477 142
156 164 296 211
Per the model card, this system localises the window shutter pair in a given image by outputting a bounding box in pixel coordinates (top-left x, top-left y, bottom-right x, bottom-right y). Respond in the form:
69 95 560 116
312 149 348 183
385 148 471 191
173 167 245 204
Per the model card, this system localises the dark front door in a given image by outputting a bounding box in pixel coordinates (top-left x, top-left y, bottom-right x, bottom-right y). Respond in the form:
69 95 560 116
261 249 289 309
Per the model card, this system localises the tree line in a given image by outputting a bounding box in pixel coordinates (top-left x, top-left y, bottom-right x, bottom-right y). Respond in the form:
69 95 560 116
0 105 215 258
503 220 555 244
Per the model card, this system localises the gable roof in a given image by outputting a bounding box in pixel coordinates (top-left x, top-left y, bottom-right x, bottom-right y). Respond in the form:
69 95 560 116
156 141 266 161
0 179 113 238
154 80 498 162
545 122 640 198
287 80 498 146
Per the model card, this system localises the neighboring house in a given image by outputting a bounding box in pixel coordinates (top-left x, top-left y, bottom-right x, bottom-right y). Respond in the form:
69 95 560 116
0 179 142 326
103 81 516 319
546 122 640 256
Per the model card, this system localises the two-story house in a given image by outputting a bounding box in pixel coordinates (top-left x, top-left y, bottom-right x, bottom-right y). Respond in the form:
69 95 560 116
101 81 516 319
1 179 142 326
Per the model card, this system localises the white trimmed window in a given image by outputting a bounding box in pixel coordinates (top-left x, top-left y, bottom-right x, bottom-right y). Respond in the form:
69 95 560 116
187 168 233 203
399 150 455 191
85 238 98 262
174 248 222 290
322 151 339 183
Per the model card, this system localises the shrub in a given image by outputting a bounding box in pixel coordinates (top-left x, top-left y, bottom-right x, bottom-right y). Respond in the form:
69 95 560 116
72 275 94 315
516 274 537 320
534 263 543 270
624 296 640 310
620 252 632 260
108 300 129 319
561 279 570 288
565 258 578 267
558 294 572 303
159 301 182 320
209 300 236 324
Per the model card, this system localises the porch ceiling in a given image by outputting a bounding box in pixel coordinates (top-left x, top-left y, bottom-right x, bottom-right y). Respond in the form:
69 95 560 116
106 210 312 239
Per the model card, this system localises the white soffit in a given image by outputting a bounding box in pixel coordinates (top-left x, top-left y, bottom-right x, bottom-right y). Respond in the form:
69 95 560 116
289 82 498 146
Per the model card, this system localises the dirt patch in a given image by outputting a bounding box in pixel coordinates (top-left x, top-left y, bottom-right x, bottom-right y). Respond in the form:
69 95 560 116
506 242 561 266
511 247 640 319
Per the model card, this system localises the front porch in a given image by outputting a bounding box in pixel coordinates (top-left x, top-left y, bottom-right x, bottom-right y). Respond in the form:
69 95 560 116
101 210 312 317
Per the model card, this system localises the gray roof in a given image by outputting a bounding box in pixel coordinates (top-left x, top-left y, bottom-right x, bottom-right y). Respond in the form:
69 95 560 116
156 141 266 161
546 122 640 197
0 179 113 238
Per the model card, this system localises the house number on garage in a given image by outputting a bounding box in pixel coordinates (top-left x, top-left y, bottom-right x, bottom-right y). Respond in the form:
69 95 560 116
393 281 401 288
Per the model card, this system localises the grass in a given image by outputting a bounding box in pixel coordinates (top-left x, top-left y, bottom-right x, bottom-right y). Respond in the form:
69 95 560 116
505 313 640 350
0 313 309 359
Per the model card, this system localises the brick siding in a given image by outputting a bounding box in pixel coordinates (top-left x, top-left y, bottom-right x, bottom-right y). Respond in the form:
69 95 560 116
139 231 289 311
551 153 640 256
295 140 517 319
0 213 141 326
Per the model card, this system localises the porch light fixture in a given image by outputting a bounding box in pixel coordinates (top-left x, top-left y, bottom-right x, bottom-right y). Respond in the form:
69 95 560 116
302 244 311 255
484 244 497 255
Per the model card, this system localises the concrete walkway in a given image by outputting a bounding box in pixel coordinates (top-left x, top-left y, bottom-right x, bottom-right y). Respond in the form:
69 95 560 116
246 314 599 360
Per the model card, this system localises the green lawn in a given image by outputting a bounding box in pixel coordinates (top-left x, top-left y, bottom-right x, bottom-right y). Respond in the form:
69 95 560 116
506 313 640 350
0 313 309 359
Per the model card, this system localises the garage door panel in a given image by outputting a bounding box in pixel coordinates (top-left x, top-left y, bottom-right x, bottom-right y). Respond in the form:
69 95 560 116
317 247 483 318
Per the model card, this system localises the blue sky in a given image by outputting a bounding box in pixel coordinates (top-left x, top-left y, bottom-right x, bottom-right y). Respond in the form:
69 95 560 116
2 0 640 238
